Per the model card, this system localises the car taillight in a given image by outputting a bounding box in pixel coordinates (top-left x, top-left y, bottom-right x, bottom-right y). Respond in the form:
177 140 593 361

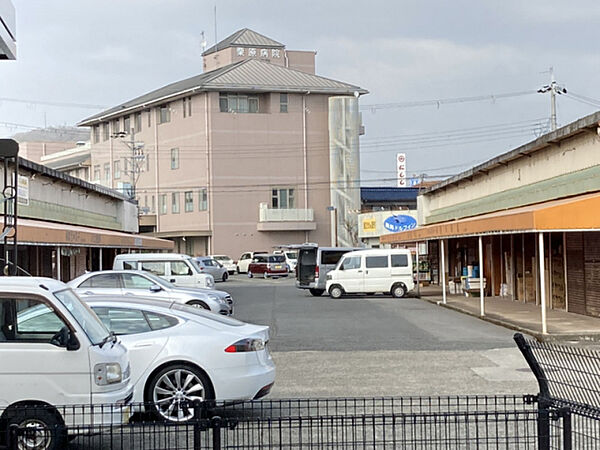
315 266 319 279
225 338 265 353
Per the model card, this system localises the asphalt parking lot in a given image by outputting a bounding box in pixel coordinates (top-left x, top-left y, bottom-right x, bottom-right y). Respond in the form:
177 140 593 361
219 275 538 398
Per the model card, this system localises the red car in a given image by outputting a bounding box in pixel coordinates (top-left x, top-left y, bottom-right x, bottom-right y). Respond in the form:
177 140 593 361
248 254 289 279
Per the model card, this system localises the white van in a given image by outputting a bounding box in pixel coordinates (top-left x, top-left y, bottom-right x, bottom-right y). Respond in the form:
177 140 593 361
113 253 215 288
0 278 133 450
325 249 414 298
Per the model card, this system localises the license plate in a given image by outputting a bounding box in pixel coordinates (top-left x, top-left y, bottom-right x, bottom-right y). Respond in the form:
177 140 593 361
275 265 282 269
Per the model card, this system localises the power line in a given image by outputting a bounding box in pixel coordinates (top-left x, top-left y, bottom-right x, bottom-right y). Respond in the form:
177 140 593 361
360 90 537 111
563 92 600 109
82 118 548 159
0 97 108 110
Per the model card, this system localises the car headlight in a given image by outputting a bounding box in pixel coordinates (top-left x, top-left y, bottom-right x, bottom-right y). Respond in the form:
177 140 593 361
94 363 123 386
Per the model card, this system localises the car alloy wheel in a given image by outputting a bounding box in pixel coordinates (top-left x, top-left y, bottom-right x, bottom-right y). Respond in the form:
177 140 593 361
18 419 53 450
392 284 406 298
263 272 269 279
187 300 209 310
151 367 208 423
248 271 253 278
6 407 65 450
329 285 343 299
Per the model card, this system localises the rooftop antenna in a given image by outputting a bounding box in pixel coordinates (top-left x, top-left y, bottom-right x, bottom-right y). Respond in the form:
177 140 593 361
214 3 218 48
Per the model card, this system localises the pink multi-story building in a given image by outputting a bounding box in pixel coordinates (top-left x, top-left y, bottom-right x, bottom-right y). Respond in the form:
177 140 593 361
79 29 367 257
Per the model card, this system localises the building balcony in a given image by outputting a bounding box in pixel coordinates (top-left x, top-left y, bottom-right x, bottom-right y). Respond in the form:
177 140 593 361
257 203 316 231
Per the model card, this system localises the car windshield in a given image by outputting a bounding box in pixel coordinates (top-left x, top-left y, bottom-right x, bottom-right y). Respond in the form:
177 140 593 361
268 255 286 263
171 303 244 326
53 288 110 345
213 256 230 261
286 252 298 260
188 258 202 272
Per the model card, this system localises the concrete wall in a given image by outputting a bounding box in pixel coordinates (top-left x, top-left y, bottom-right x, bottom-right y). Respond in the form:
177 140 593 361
422 131 600 224
18 142 80 164
285 50 316 74
2 163 137 232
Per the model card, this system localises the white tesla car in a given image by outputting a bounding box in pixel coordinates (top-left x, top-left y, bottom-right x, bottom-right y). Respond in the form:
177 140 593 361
82 296 275 423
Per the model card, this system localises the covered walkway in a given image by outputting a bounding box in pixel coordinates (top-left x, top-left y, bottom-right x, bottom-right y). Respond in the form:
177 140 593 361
383 192 600 336
417 286 600 341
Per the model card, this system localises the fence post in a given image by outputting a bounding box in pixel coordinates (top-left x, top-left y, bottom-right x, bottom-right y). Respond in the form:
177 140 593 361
193 401 204 450
7 424 18 450
561 408 572 450
211 416 223 450
513 333 551 450
513 333 550 398
537 401 551 450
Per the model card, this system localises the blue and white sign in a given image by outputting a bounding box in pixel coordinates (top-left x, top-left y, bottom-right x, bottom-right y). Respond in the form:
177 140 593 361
384 214 417 232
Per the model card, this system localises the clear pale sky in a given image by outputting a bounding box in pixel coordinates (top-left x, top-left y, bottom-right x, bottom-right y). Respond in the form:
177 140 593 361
2 0 599 183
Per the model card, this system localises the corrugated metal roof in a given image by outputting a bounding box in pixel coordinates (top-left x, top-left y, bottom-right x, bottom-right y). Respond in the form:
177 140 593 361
43 152 90 170
361 187 419 203
78 62 242 124
79 59 368 125
202 28 284 55
207 59 367 93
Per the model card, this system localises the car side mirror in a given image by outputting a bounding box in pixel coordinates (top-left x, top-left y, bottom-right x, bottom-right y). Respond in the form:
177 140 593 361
52 326 80 351
339 265 344 271
149 284 162 293
66 330 80 351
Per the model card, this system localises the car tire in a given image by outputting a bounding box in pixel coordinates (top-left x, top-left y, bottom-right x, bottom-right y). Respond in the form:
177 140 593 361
248 271 253 278
263 272 269 280
187 300 210 309
4 405 66 450
236 266 241 274
391 283 407 298
309 289 324 297
146 364 214 423
329 285 344 299
222 272 228 282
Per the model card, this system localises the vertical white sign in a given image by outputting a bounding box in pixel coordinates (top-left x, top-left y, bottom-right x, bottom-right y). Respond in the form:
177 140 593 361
17 175 29 206
396 153 407 187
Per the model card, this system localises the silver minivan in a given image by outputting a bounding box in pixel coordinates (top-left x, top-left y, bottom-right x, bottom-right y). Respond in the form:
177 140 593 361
194 257 229 282
296 245 362 296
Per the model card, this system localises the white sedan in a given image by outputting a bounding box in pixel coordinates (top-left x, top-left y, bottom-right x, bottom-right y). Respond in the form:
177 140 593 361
83 296 275 423
211 255 237 274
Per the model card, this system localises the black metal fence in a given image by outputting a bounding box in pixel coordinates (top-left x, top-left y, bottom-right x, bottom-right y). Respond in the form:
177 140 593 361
1 334 600 449
1 396 540 449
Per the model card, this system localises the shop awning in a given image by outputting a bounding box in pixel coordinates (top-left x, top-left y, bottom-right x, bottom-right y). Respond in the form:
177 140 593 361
382 192 600 244
16 217 174 250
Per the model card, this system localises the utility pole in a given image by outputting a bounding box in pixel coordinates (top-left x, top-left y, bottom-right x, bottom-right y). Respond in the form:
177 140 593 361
538 67 567 132
112 128 145 201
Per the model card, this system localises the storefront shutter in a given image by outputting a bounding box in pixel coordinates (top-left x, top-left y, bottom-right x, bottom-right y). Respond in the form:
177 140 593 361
566 232 586 315
584 232 600 317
